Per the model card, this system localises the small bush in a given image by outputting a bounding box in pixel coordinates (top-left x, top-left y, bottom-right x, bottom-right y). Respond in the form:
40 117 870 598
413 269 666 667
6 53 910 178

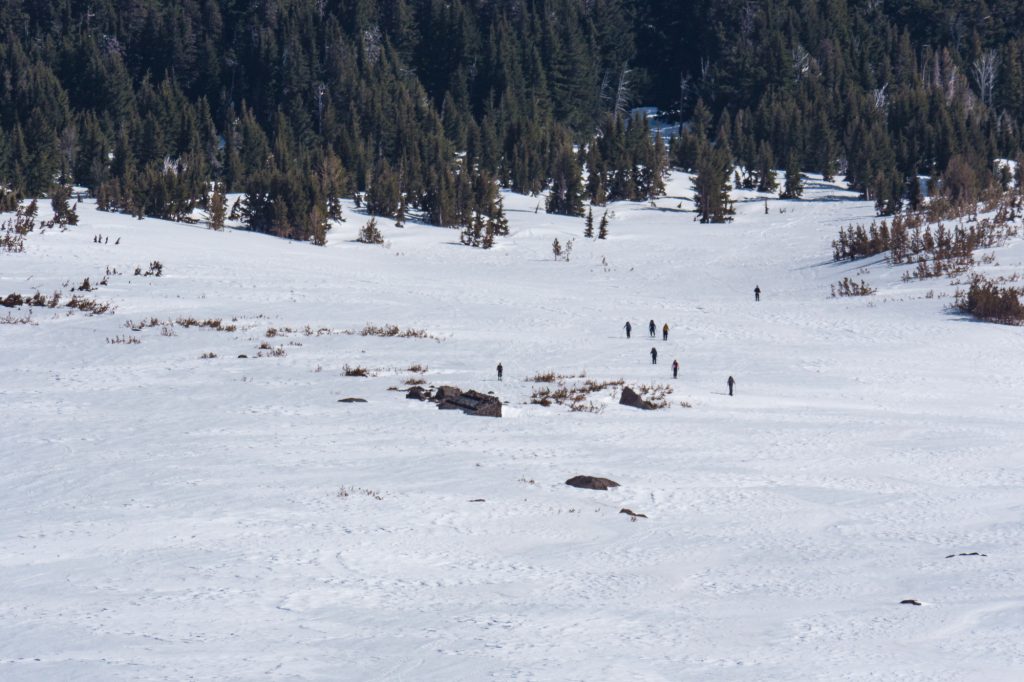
0 311 35 325
359 324 436 340
357 217 384 244
343 364 371 377
200 352 218 359
106 335 141 344
407 364 428 373
953 274 1024 324
831 277 876 297
405 377 426 386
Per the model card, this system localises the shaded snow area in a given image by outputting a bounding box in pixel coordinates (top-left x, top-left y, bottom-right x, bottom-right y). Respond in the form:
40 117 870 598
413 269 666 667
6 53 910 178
2 175 1024 681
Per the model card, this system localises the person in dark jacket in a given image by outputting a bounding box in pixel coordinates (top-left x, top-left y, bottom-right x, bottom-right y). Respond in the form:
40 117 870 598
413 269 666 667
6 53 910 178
662 323 669 341
650 347 658 364
649 319 656 337
672 359 679 379
497 363 503 380
727 375 736 396
754 285 761 302
624 321 632 338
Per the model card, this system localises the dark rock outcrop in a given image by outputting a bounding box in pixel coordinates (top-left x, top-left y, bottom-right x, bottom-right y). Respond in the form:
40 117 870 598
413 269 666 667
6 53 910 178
438 389 502 417
406 386 428 401
900 599 922 606
434 386 462 402
338 398 367 403
619 387 652 410
619 508 647 518
566 476 620 490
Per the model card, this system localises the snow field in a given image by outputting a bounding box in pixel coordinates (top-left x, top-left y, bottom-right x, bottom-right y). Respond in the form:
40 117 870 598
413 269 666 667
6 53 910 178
2 174 1024 680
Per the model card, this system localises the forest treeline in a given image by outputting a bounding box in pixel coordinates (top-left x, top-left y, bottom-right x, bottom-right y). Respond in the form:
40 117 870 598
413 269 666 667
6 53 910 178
2 0 1024 240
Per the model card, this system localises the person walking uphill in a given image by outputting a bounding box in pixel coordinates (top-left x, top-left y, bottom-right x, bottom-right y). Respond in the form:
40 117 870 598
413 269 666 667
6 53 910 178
727 375 736 396
672 359 679 379
649 320 656 338
662 323 669 341
754 285 761 302
624 321 632 338
497 363 503 381
650 347 658 364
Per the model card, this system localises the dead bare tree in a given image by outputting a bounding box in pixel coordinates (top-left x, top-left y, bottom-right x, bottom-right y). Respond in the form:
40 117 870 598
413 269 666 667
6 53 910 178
973 50 1000 107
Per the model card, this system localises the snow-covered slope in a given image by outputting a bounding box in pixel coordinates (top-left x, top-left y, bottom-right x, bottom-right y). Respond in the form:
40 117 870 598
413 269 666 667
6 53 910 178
2 175 1023 681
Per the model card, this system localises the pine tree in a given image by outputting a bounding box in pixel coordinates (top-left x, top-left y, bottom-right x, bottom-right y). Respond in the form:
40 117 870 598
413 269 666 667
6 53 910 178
546 134 585 216
780 154 803 199
597 211 609 239
692 144 735 224
208 182 227 230
50 185 78 226
583 207 594 238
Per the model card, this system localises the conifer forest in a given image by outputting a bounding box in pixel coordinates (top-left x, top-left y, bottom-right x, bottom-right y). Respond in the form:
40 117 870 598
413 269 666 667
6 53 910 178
4 1 1024 237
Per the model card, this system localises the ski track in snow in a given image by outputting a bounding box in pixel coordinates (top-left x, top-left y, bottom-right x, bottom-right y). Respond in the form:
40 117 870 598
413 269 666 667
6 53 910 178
2 174 1024 680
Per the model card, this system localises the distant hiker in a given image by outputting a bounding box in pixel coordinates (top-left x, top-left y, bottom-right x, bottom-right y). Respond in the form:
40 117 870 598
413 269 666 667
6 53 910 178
650 347 658 364
672 359 679 379
648 320 656 337
497 363 503 381
754 285 761 302
727 375 736 396
662 323 669 341
624 321 632 338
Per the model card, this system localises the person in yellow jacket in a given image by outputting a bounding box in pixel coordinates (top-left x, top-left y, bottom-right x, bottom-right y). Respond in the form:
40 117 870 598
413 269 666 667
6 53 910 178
662 323 669 341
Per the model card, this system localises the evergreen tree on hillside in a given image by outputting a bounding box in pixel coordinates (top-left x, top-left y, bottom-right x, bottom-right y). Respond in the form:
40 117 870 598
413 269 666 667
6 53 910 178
692 144 735 224
546 134 585 217
780 154 803 199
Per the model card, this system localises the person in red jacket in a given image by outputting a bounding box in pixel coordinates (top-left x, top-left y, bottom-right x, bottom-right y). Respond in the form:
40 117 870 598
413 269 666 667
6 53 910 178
672 359 679 379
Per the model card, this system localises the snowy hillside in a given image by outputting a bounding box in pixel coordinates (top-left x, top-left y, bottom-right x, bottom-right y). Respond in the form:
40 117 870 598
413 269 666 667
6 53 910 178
3 175 1024 681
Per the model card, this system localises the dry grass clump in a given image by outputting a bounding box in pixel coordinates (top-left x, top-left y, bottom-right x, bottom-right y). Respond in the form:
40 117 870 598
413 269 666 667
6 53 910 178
530 377 625 412
1 311 36 325
176 317 237 332
407 363 428 373
405 377 426 386
635 383 674 409
106 335 141 344
200 352 218 359
527 370 586 382
66 295 114 315
337 486 383 500
343 364 372 377
357 323 438 340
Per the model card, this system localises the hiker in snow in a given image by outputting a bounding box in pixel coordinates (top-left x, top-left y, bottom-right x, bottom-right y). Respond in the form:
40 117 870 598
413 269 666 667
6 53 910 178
754 285 761 302
497 363 503 381
672 359 679 379
662 323 669 341
727 375 736 396
648 320 656 337
650 347 658 364
624 321 632 338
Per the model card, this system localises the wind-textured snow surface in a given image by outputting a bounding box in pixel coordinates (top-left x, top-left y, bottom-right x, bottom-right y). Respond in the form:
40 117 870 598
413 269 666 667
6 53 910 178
2 175 1024 681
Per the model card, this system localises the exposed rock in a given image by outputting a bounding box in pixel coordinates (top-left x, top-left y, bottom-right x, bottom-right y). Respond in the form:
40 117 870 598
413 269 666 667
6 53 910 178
945 552 986 558
438 389 502 417
406 386 428 401
566 475 620 490
469 499 486 503
434 386 462 402
338 398 367 403
900 599 922 606
619 508 648 518
237 354 248 358
619 386 652 410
